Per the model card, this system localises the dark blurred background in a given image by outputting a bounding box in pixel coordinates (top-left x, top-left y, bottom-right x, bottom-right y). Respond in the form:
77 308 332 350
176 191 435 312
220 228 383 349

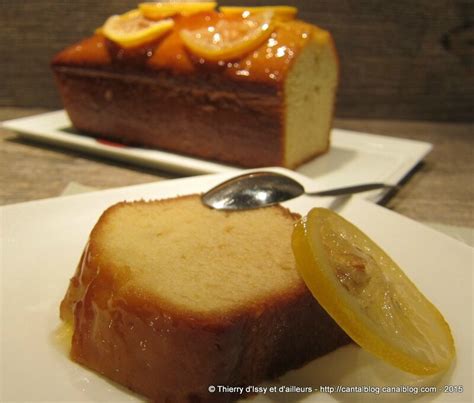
2 0 473 121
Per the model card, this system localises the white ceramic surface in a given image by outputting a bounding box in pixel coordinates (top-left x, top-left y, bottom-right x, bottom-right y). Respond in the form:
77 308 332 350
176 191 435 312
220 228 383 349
2 110 432 202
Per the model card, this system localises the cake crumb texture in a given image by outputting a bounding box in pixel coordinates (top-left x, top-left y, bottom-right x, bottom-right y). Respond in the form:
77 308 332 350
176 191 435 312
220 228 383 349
52 11 338 168
60 195 350 402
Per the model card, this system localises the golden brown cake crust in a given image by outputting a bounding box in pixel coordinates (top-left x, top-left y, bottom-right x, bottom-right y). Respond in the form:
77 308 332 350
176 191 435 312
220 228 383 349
52 13 326 87
52 66 285 167
60 195 350 402
51 12 337 169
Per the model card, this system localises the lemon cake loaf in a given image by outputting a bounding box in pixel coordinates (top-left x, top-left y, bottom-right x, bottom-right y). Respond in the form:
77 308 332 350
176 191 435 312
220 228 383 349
60 195 350 402
51 4 338 168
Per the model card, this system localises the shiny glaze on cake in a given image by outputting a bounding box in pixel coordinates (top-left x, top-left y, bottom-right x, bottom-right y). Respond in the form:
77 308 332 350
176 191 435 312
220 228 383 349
52 11 327 87
60 196 351 402
51 10 337 169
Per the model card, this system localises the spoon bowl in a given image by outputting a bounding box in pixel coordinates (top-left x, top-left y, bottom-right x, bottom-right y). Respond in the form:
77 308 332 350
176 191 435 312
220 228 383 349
202 171 398 210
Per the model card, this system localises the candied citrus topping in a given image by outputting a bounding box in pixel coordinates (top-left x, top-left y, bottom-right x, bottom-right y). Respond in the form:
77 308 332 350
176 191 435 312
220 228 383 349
180 11 274 61
140 1 217 19
220 6 297 21
102 9 174 48
292 208 455 375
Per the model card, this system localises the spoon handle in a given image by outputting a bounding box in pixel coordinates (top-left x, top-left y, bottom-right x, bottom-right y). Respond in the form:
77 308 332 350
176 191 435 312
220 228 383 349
307 183 399 197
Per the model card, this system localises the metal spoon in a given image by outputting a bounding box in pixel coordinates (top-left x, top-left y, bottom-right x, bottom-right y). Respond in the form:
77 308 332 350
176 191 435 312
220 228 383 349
202 171 398 210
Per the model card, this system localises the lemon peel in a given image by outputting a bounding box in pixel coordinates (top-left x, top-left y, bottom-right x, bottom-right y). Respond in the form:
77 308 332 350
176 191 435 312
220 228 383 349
292 208 455 375
139 2 217 19
103 9 174 48
180 11 274 61
220 6 297 21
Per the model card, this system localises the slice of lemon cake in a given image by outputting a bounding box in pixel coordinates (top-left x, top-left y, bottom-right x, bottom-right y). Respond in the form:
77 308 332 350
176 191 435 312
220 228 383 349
61 195 349 402
51 4 338 169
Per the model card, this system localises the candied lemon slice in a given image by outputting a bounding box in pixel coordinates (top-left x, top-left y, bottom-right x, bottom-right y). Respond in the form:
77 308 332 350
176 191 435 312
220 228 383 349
220 6 297 21
140 1 217 19
180 11 274 61
292 208 455 375
102 9 174 48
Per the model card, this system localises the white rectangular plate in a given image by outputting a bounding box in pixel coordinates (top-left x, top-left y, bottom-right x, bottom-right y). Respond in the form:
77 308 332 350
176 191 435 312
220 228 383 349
0 169 472 402
2 110 432 202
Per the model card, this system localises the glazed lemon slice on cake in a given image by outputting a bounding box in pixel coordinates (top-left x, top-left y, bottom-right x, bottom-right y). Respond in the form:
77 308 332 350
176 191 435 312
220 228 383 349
180 11 274 61
140 1 217 19
102 9 174 48
292 208 455 375
220 6 297 21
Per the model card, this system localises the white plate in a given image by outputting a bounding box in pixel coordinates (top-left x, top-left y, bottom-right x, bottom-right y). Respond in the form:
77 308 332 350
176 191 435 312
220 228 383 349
1 169 472 402
2 110 432 202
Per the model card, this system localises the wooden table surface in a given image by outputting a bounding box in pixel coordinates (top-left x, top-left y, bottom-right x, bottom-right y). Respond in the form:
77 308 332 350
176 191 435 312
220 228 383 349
1 107 472 228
